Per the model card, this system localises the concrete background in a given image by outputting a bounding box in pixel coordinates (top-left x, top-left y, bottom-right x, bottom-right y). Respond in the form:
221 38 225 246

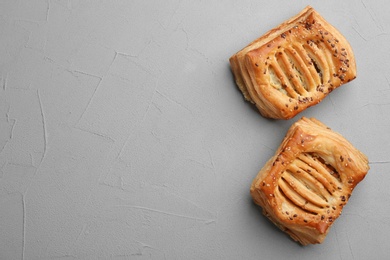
1 0 389 259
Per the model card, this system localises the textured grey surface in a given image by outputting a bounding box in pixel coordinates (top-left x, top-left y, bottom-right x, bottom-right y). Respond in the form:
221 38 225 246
0 1 389 259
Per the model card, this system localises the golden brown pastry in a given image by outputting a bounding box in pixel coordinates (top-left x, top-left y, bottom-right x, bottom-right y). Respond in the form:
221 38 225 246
230 6 356 119
250 117 369 245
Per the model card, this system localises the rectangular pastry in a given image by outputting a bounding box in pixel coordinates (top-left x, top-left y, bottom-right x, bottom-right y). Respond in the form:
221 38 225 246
229 6 356 119
250 117 369 245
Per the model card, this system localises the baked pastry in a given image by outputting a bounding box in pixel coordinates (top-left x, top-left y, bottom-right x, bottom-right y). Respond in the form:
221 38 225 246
229 6 356 119
250 117 369 245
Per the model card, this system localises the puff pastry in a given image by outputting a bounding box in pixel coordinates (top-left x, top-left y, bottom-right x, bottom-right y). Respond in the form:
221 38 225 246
250 117 369 245
230 6 356 119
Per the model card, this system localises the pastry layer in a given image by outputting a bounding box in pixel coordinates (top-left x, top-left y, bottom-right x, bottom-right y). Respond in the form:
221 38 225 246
250 117 369 245
230 6 356 119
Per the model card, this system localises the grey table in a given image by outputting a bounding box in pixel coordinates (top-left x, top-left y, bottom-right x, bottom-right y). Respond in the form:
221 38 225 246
1 1 389 259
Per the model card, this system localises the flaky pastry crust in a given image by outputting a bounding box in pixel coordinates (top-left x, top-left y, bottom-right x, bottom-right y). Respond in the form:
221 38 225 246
250 117 369 245
230 6 356 119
